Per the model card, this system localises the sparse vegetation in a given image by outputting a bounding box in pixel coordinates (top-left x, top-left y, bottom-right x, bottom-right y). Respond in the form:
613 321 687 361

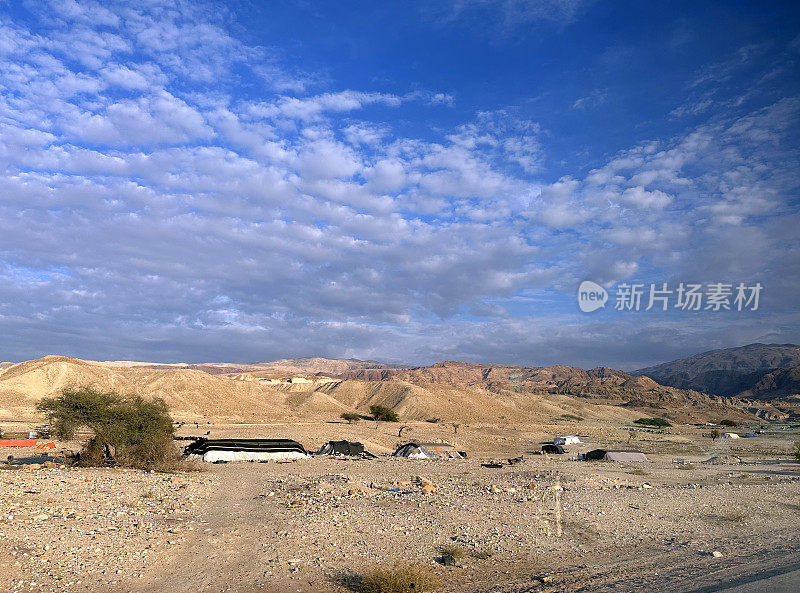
341 412 361 424
794 441 800 462
438 543 492 561
716 510 747 522
719 419 739 427
633 417 672 428
37 387 176 470
439 543 468 560
425 418 441 423
369 405 398 422
352 562 441 593
559 414 583 422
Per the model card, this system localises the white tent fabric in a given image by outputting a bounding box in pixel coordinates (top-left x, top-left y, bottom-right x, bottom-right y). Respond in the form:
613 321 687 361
720 432 740 439
198 450 310 463
554 436 581 445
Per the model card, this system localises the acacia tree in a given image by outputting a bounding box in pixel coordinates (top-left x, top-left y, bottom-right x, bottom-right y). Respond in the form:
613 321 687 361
37 387 176 469
369 405 398 422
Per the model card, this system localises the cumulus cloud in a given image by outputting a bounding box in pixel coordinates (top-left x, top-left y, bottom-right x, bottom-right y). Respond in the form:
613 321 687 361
0 0 797 366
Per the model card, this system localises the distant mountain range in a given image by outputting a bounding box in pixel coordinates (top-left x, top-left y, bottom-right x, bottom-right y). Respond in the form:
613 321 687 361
634 343 800 400
0 355 744 424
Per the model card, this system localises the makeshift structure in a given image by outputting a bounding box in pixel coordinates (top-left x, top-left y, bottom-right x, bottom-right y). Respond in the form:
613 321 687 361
542 444 566 454
392 442 464 459
183 438 309 462
316 440 377 458
584 449 648 462
0 439 38 447
553 436 581 446
720 432 740 439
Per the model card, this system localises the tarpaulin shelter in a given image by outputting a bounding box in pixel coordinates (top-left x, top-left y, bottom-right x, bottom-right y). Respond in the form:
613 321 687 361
542 444 566 454
183 438 309 462
316 440 377 458
584 449 648 462
392 442 464 459
0 439 38 447
553 436 581 446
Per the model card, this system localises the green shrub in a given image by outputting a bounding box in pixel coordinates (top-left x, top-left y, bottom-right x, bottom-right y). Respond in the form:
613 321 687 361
355 562 441 592
37 387 176 470
559 414 583 422
633 417 672 428
341 412 361 424
369 405 398 422
719 419 739 427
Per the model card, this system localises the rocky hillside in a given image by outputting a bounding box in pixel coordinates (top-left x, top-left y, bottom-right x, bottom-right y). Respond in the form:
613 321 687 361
633 343 800 398
332 360 737 412
0 355 746 424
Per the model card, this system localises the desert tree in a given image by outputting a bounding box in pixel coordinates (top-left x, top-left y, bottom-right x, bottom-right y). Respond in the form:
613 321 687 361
37 387 176 469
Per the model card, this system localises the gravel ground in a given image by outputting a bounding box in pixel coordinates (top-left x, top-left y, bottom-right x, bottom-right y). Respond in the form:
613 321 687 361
1 422 798 593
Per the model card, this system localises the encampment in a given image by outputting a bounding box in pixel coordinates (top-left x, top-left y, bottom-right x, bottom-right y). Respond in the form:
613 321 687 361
392 442 464 459
184 438 309 462
584 449 648 462
316 440 377 458
553 436 581 446
720 432 740 439
542 444 566 454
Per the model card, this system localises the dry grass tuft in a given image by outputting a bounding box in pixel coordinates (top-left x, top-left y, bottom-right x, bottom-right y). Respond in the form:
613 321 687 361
716 510 746 522
355 562 441 593
439 543 468 559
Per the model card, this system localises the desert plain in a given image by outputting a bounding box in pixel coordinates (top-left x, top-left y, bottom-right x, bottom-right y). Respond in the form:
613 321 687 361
1 355 798 593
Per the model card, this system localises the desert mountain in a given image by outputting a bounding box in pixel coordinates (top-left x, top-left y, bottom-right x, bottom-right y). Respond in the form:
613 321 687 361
331 360 727 409
633 343 800 398
0 355 745 425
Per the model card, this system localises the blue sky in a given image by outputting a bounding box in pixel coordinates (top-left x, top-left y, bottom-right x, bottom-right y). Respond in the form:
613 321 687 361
0 0 798 368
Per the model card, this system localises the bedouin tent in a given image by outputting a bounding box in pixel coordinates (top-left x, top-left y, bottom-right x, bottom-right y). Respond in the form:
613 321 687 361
720 432 740 439
553 436 581 446
542 444 566 454
316 440 377 458
183 438 309 462
392 442 464 459
584 449 648 462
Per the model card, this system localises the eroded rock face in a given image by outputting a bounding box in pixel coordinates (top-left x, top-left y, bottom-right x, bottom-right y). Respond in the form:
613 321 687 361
334 360 734 411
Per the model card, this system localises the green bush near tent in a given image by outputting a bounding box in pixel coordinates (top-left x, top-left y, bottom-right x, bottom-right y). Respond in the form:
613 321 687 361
37 387 176 470
340 412 361 423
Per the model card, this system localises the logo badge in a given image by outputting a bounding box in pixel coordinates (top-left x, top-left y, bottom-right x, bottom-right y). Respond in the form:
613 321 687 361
578 281 607 313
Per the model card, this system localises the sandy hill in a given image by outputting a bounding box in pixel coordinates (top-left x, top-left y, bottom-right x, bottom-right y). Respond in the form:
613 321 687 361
0 356 293 422
1 355 750 425
633 343 800 398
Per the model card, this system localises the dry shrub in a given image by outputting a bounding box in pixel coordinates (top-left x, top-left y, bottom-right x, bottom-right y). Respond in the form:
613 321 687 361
715 510 746 522
356 562 441 593
439 543 492 561
439 543 468 560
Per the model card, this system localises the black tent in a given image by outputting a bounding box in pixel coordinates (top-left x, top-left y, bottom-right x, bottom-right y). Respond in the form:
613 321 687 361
183 438 308 462
542 444 565 454
584 449 648 462
316 440 377 458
